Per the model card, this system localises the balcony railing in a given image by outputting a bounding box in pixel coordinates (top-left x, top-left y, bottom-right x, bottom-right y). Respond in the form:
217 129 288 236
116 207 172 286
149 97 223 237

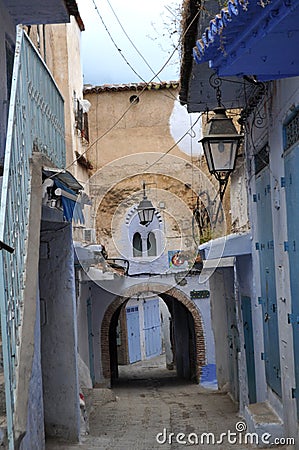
0 27 66 449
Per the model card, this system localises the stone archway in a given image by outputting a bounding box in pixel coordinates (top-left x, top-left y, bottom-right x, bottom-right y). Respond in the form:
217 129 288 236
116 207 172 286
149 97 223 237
101 283 206 382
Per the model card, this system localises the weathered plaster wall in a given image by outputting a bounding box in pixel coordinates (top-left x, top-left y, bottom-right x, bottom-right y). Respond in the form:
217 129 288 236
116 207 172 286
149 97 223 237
84 88 186 169
230 155 250 233
93 168 202 258
39 224 80 441
83 86 240 264
25 20 92 240
27 20 88 177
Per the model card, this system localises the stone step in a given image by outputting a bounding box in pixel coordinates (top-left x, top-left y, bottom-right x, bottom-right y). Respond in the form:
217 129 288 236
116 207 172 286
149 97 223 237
244 401 284 447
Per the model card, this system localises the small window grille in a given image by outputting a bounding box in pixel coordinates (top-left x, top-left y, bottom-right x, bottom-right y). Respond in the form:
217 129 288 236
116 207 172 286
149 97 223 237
284 110 299 151
254 144 269 175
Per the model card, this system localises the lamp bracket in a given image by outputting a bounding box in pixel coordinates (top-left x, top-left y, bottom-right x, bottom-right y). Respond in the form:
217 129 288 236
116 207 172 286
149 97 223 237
209 73 223 107
218 177 229 202
0 240 14 253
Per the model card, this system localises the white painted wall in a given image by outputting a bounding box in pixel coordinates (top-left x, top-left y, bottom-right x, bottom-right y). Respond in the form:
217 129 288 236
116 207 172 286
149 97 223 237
39 224 80 441
169 98 202 157
119 206 169 275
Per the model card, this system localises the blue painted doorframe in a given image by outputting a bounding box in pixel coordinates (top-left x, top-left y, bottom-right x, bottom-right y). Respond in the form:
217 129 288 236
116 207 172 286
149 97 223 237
241 296 257 404
144 298 162 358
284 143 299 415
256 168 281 397
126 306 141 363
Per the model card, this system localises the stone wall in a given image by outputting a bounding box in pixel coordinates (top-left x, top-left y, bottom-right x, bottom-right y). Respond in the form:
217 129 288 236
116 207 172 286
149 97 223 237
82 86 248 263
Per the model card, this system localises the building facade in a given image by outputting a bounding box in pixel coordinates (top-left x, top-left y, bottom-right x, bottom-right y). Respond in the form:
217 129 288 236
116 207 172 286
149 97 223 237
180 0 299 443
72 82 225 392
0 2 90 448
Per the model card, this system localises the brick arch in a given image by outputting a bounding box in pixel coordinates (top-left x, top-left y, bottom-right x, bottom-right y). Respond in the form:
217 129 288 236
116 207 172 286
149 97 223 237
101 282 206 382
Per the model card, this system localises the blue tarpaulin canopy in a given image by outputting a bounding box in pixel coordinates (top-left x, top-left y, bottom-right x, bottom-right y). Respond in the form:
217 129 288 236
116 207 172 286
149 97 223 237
53 179 85 224
193 0 299 81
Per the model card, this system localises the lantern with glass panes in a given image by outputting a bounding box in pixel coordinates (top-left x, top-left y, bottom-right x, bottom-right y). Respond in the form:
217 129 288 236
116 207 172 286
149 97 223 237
137 181 156 226
199 80 243 201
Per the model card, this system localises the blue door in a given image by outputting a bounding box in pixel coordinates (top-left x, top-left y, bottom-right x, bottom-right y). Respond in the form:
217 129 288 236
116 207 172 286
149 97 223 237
144 298 162 358
241 296 257 403
126 306 141 363
256 168 281 397
284 144 299 414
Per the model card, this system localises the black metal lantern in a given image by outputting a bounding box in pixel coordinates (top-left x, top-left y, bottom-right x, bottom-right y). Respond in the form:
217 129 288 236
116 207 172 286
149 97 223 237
199 107 243 200
137 182 156 226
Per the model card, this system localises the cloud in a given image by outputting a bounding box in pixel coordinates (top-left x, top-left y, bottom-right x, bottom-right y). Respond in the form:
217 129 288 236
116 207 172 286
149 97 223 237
77 0 180 85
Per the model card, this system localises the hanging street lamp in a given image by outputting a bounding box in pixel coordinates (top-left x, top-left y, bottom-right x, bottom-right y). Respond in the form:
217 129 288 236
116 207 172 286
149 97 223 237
199 74 244 201
137 181 156 226
199 106 243 201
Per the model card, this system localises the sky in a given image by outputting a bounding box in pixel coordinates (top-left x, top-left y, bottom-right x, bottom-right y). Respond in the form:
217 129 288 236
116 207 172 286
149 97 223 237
77 0 181 85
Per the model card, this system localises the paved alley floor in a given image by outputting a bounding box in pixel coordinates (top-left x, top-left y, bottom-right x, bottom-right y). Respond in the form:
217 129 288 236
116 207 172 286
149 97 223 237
46 355 289 450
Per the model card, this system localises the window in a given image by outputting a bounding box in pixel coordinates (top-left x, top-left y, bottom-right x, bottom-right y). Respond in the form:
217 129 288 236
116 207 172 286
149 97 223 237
284 109 299 151
147 232 157 256
133 232 142 257
254 144 269 175
75 99 89 142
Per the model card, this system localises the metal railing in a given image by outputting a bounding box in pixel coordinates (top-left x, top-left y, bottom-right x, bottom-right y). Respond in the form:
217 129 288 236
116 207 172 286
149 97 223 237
0 28 65 449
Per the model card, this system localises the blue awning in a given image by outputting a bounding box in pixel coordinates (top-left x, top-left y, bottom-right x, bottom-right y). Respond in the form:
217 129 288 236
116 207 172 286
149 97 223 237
193 0 299 81
54 179 85 225
199 232 252 260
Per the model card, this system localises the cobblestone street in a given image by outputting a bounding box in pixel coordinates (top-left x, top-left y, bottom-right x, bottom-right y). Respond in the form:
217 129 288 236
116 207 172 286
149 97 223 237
45 355 290 450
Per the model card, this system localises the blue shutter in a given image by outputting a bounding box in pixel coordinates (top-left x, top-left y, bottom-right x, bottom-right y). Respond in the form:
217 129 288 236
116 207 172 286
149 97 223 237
284 143 299 414
256 168 281 397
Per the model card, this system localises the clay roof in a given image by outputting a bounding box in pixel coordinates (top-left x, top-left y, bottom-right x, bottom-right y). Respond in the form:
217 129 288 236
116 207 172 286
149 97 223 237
83 81 179 94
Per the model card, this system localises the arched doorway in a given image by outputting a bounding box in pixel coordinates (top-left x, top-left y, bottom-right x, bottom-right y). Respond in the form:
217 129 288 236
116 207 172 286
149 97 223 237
101 284 206 385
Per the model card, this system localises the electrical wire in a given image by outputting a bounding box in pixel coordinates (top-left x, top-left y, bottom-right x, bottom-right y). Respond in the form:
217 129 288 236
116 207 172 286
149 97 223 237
63 4 202 173
91 0 147 82
104 0 161 81
103 0 180 103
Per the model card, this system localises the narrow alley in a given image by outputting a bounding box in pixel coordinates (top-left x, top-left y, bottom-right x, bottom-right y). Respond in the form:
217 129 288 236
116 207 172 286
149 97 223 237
46 355 287 450
2 1 299 449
